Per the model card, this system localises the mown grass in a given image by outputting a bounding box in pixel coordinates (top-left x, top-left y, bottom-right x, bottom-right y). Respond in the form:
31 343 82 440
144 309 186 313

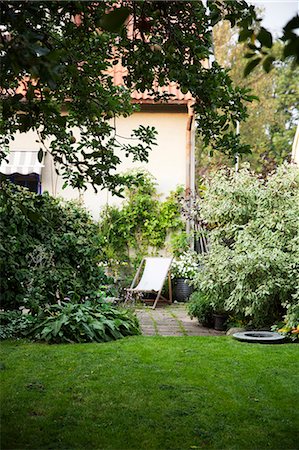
1 336 298 450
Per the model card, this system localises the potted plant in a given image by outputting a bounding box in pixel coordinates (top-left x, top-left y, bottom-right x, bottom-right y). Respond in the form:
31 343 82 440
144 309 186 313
171 251 200 302
188 291 214 327
210 298 229 331
213 311 228 331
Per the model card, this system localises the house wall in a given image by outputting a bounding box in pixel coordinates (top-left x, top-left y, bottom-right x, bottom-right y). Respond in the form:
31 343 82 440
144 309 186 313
8 108 191 219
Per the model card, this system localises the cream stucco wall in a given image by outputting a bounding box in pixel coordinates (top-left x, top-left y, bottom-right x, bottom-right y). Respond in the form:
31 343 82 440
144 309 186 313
8 109 192 219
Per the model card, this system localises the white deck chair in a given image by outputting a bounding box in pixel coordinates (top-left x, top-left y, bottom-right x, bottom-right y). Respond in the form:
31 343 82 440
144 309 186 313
125 257 173 309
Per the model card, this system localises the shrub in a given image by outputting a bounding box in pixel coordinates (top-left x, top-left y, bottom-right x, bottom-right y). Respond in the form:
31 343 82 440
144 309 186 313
272 304 299 342
98 170 184 292
168 231 191 257
0 183 108 310
28 301 140 344
99 171 184 259
191 164 299 328
0 311 37 340
171 251 200 280
188 292 214 327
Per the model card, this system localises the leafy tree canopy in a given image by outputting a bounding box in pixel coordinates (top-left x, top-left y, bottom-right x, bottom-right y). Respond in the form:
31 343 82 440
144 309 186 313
196 20 299 177
1 1 295 193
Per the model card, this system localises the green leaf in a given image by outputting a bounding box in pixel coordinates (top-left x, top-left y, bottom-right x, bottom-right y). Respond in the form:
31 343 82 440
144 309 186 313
248 43 259 51
238 29 253 42
27 210 41 223
53 319 63 336
244 58 262 77
244 52 256 59
262 55 275 73
99 7 130 33
282 36 299 62
18 115 33 133
283 15 299 32
38 149 44 163
257 27 273 49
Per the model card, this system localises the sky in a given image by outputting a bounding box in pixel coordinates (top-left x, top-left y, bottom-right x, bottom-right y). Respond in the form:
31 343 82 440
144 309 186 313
250 0 299 35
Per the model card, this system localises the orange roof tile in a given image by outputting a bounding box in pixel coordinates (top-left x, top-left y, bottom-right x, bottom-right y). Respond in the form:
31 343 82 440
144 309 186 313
5 11 204 105
109 63 194 104
9 68 193 105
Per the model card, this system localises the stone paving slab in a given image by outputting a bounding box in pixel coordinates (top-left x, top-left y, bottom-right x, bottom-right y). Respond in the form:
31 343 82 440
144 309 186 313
135 303 225 337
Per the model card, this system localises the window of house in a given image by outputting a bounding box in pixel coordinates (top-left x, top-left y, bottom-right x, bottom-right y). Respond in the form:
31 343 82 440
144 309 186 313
0 151 44 194
0 173 41 193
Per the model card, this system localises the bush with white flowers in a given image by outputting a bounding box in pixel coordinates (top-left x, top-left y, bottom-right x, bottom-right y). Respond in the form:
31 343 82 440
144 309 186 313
171 251 200 280
191 163 299 328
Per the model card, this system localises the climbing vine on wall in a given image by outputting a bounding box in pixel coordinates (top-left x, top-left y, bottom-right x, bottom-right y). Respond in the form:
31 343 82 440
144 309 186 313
98 171 184 267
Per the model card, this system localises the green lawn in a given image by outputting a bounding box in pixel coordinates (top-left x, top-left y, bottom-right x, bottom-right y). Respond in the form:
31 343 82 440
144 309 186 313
1 336 298 450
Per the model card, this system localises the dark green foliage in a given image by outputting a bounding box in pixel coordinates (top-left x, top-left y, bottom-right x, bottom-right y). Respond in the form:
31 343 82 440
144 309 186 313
199 26 299 176
272 304 299 342
1 1 264 187
238 11 299 75
1 1 297 185
188 291 214 328
99 6 130 33
0 303 140 343
0 311 37 340
0 2 157 193
99 171 184 266
28 301 140 344
0 183 108 310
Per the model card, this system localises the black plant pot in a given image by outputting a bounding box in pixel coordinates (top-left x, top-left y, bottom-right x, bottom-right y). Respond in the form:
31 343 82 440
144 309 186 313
213 313 228 331
172 278 194 302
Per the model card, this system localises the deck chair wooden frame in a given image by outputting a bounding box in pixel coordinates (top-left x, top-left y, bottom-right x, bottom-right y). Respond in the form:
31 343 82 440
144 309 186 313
125 257 173 309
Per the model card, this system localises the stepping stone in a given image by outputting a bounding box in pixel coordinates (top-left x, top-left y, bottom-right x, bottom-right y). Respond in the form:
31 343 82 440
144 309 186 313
135 305 225 337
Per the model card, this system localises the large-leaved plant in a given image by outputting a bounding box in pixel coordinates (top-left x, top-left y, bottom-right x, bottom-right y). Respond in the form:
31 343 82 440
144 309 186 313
28 301 140 344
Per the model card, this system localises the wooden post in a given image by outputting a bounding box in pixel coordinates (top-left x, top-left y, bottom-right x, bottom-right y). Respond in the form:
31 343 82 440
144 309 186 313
168 272 172 304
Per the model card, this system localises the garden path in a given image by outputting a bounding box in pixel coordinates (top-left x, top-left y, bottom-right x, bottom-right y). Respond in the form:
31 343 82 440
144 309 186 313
135 303 224 337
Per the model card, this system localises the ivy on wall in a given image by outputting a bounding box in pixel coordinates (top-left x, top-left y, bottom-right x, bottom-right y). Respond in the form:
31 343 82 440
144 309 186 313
98 171 185 267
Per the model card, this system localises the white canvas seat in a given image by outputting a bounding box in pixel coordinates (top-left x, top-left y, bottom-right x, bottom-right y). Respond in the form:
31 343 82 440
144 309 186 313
125 257 173 309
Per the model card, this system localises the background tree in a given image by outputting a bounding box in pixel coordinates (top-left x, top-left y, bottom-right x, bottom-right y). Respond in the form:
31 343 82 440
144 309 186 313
196 19 299 178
